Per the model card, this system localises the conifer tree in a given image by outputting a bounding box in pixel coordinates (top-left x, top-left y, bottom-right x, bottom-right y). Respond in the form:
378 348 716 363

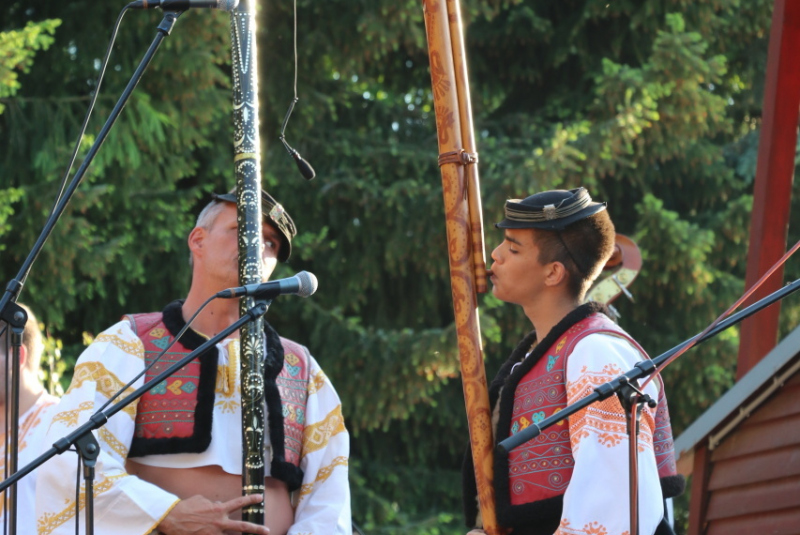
0 1 791 533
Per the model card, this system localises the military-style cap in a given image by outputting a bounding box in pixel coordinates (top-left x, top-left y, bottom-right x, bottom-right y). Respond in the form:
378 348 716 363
211 189 297 262
495 187 607 231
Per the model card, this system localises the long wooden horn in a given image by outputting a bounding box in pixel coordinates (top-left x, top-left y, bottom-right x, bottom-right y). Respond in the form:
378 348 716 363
230 0 267 527
421 1 501 533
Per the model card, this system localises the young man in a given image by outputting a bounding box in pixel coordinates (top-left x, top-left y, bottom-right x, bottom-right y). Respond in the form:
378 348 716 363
463 188 683 535
37 190 351 535
0 303 59 534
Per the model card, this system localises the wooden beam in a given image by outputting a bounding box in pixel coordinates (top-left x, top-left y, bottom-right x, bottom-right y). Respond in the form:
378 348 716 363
737 0 800 379
688 443 712 535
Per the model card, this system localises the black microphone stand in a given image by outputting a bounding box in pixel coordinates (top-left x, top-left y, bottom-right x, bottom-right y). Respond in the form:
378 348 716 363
0 303 26 535
496 277 800 535
0 301 269 535
0 12 184 533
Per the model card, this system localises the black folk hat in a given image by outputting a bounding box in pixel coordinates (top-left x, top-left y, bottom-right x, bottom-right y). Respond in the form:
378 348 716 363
211 189 297 263
495 187 607 231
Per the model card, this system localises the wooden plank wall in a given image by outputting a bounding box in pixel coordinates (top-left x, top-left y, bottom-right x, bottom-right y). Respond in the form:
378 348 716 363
700 373 800 534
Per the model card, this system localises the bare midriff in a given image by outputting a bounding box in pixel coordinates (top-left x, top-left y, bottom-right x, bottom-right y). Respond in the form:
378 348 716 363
126 460 294 535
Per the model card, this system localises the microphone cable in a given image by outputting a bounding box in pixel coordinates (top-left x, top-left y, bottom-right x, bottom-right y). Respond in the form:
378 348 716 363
278 0 315 180
17 5 132 291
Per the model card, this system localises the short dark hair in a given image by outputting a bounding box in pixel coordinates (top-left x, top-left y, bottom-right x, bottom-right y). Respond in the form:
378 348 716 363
533 210 616 299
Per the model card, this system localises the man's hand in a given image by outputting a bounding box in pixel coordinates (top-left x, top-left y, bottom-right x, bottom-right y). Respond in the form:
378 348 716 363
157 494 270 535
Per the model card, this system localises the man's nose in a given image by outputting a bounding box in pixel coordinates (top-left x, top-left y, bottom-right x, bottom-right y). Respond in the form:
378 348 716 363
490 244 502 263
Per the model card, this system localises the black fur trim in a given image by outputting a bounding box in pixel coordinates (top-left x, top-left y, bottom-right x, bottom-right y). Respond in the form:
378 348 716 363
262 321 308 490
271 460 304 492
493 302 607 530
129 300 219 457
261 320 300 490
660 474 686 498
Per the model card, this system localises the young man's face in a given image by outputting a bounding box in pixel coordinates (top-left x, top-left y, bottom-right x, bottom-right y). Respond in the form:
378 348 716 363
199 203 282 286
489 228 549 307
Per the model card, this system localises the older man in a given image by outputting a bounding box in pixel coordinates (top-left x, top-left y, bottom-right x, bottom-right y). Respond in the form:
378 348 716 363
37 190 351 535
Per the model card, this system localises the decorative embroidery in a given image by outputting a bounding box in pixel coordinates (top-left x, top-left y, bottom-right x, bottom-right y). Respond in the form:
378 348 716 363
66 362 137 418
296 456 349 501
567 363 655 454
302 405 346 456
307 369 327 395
99 427 129 460
215 399 239 414
36 474 125 534
93 333 144 359
555 518 610 535
51 401 94 427
152 336 172 350
507 315 641 507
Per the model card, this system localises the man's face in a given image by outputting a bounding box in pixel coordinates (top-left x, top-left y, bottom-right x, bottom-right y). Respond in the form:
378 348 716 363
199 203 282 286
489 228 549 307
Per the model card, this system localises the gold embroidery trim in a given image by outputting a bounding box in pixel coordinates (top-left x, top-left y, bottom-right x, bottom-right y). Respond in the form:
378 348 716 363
94 333 144 359
37 474 124 534
50 401 94 427
99 427 129 460
302 405 345 455
297 456 348 500
66 362 137 419
307 370 327 395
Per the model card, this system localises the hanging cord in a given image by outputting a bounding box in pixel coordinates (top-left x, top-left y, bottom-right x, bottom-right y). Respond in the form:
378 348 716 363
278 0 298 140
37 7 131 286
279 0 315 180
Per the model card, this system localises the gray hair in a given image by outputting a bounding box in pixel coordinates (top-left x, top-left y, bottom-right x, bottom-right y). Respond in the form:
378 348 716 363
188 199 229 268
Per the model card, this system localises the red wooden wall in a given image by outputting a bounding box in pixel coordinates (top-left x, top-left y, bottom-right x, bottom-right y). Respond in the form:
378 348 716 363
688 373 800 535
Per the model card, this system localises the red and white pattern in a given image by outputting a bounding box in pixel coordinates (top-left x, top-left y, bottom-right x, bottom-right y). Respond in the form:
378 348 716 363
556 333 664 535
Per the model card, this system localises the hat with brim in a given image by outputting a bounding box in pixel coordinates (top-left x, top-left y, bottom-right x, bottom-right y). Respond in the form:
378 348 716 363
495 187 607 231
211 189 297 262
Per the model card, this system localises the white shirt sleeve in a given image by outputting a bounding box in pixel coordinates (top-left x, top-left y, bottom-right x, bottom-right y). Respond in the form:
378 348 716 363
555 333 663 535
35 320 179 535
289 356 352 534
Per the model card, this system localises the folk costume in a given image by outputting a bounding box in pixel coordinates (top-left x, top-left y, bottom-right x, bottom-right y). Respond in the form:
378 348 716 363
35 304 350 535
35 191 351 535
463 189 683 535
0 391 59 534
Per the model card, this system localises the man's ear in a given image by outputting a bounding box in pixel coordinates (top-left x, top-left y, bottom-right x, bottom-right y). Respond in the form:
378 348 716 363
187 226 205 258
544 261 569 288
18 345 28 370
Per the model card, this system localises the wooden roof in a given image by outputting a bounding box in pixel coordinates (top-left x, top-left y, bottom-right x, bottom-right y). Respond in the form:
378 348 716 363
674 324 800 475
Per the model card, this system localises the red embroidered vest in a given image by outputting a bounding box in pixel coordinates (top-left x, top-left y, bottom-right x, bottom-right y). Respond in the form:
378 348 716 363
126 312 310 467
507 314 679 505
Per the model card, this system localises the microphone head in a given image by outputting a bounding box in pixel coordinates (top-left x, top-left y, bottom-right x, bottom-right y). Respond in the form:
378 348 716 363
293 152 316 181
295 271 318 298
216 0 239 11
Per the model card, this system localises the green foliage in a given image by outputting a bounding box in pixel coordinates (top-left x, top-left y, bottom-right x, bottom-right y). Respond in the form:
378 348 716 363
0 0 790 532
0 19 60 113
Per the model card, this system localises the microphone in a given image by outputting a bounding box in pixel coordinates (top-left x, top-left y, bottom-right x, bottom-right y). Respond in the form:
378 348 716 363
289 148 316 181
129 0 239 11
280 136 316 181
215 271 318 300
